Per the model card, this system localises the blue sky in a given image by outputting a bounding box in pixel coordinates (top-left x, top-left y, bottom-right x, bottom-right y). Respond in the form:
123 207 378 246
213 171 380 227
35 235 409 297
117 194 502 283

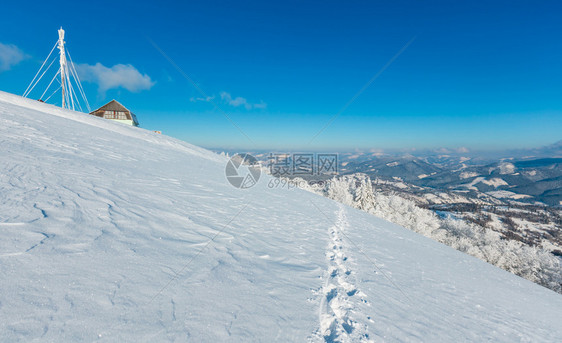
1 0 561 151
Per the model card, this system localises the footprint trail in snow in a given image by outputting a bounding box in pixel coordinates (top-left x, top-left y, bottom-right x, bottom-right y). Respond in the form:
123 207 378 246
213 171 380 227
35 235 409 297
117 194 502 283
314 204 373 343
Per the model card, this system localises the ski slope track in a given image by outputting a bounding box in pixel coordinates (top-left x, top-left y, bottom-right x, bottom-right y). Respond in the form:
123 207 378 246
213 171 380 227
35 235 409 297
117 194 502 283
0 90 561 342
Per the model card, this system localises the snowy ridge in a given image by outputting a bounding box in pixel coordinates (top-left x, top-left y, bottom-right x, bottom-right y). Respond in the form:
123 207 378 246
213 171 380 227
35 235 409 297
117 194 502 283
1 91 562 342
0 91 219 163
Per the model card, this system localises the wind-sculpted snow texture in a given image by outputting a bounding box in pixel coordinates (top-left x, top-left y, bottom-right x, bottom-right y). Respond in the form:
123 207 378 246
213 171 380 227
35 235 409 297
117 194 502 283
1 91 562 342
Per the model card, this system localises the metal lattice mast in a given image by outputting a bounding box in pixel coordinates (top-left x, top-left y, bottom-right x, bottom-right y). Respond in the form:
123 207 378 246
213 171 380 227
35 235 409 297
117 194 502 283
57 27 67 109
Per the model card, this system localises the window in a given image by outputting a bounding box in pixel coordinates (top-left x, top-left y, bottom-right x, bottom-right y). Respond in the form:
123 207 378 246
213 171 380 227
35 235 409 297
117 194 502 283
103 110 128 120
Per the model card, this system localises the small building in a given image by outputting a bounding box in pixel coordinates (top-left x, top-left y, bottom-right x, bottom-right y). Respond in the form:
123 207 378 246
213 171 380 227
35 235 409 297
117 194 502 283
90 100 139 127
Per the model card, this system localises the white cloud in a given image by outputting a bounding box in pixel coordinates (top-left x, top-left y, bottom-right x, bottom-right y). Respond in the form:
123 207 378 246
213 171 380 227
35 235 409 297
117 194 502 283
220 91 266 110
77 63 155 93
456 147 470 153
190 95 215 102
253 102 267 109
434 147 451 154
0 42 27 71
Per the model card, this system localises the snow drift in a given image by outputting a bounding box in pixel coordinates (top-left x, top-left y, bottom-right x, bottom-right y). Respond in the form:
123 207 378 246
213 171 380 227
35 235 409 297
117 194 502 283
1 90 561 342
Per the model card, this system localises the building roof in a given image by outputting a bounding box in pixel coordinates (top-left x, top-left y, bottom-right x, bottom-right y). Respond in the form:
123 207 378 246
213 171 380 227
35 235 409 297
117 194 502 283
90 99 139 127
92 99 130 113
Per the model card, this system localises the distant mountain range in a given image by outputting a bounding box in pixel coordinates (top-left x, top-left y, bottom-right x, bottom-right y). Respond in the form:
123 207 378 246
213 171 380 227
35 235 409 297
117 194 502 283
215 140 562 206
339 152 562 207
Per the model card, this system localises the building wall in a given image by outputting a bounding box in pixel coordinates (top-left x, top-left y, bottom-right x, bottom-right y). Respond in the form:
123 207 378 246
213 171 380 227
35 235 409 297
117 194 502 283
102 110 129 120
109 119 136 126
90 109 138 126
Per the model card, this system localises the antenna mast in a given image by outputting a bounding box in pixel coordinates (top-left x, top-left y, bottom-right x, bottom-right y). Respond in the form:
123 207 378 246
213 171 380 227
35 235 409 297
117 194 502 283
23 27 91 112
58 27 67 109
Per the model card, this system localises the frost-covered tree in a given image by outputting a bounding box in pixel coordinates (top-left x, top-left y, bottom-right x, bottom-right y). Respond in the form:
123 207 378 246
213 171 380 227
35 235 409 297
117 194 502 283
353 175 375 213
295 173 562 294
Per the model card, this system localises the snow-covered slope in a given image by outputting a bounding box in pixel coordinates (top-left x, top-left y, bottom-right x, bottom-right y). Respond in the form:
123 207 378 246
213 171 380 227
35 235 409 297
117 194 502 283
0 90 561 342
